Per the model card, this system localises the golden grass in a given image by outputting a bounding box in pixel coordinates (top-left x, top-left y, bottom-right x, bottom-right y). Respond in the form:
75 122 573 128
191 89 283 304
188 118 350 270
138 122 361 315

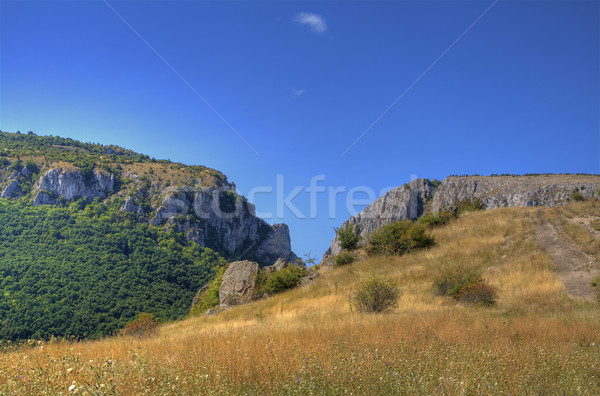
2 206 600 394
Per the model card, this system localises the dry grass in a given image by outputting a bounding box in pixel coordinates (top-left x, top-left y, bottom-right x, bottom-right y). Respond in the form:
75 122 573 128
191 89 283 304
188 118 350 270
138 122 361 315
550 201 600 256
1 206 600 394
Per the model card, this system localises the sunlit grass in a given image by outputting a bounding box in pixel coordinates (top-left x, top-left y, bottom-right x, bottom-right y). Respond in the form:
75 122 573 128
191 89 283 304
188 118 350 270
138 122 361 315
1 205 600 394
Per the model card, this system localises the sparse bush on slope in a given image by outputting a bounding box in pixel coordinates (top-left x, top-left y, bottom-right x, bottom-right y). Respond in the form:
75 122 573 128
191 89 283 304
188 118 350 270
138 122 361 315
455 198 486 215
334 251 355 267
335 223 362 250
257 265 306 296
434 266 496 306
366 220 434 256
120 313 159 338
418 210 454 227
351 276 400 313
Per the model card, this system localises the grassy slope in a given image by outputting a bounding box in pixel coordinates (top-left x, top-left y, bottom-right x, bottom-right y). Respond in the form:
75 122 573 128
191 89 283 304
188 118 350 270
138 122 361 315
1 204 600 394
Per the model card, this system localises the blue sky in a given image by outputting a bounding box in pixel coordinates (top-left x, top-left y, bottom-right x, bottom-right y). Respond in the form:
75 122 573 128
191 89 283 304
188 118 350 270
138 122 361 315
1 0 599 260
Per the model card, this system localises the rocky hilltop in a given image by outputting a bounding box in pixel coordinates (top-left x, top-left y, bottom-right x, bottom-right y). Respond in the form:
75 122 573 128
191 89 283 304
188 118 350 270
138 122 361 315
325 174 600 256
0 132 297 266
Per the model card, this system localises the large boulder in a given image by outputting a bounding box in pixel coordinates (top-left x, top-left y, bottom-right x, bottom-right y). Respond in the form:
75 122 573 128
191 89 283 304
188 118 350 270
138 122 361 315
219 260 260 307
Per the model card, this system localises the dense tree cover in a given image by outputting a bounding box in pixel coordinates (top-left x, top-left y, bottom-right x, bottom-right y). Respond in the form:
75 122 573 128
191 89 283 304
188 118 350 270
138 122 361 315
0 199 227 340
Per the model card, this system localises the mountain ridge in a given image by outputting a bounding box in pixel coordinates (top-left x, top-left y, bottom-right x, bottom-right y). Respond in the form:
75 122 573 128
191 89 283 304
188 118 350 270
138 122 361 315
325 174 600 257
0 131 297 266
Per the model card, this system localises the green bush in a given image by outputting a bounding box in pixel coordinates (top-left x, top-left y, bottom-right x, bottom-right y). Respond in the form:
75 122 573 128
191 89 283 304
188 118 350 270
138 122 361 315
335 223 362 250
418 210 454 227
351 276 400 313
262 265 306 295
334 251 355 267
24 159 38 174
366 220 434 256
120 313 159 338
571 189 585 202
434 267 496 306
457 282 497 306
434 267 482 298
189 265 227 315
455 198 486 215
9 159 22 172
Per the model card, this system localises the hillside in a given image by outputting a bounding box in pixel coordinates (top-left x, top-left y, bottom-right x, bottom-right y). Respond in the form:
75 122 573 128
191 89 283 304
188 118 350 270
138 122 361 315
326 174 600 256
0 131 297 340
1 200 599 394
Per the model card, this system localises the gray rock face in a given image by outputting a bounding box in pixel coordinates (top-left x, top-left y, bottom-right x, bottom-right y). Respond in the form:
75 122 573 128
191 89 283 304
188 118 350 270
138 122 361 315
33 168 115 205
151 186 297 267
120 196 144 215
219 260 259 307
0 161 296 269
255 223 299 265
325 179 438 256
325 175 600 258
1 180 22 199
431 175 600 212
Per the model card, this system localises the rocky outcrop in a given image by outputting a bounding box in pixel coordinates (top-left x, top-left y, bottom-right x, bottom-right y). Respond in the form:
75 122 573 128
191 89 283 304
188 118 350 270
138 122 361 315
33 168 115 205
431 175 600 212
150 186 297 267
0 162 296 268
325 175 600 257
219 260 259 307
1 180 22 199
325 179 438 256
120 196 144 215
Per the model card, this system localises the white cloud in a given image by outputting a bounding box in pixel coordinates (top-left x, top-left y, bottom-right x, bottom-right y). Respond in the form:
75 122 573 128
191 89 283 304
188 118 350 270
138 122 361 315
289 88 305 96
294 12 327 33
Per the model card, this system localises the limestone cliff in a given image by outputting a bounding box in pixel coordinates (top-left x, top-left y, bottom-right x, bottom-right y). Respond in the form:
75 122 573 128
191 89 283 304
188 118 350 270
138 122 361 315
0 147 297 267
325 175 600 257
325 178 438 256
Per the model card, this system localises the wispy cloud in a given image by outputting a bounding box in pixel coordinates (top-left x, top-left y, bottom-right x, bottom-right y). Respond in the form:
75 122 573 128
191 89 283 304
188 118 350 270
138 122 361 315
294 12 327 33
289 88 305 96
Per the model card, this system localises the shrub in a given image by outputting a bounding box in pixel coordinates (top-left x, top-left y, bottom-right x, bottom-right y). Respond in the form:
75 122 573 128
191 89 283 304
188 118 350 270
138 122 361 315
24 159 38 174
434 267 496 306
351 276 400 313
434 267 482 299
571 189 585 202
457 282 497 306
335 223 362 250
189 266 227 315
262 265 306 295
120 313 159 338
0 158 9 168
334 251 355 267
455 198 486 215
418 210 454 227
9 159 22 172
366 220 434 256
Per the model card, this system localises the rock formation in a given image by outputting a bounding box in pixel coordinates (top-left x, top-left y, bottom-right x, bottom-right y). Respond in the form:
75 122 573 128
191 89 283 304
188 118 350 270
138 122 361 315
325 178 438 256
219 260 260 307
325 175 600 257
32 168 115 205
0 162 296 267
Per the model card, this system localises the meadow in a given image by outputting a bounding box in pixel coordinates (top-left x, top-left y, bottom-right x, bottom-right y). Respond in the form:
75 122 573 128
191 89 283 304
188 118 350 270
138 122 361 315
1 204 599 395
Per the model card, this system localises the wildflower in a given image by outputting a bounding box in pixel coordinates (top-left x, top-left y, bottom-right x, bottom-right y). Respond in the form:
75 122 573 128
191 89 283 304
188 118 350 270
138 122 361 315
66 368 74 373
68 384 76 392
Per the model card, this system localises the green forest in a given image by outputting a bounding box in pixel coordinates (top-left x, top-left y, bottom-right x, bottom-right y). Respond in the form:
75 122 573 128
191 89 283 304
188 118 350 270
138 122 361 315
0 199 226 340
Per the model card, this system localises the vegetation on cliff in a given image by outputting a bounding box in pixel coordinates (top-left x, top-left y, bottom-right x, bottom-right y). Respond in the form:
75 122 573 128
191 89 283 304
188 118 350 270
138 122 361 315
0 199 226 340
